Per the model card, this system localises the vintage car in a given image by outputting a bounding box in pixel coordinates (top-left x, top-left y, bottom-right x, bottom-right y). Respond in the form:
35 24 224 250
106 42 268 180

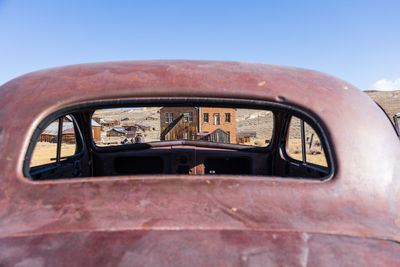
0 61 399 266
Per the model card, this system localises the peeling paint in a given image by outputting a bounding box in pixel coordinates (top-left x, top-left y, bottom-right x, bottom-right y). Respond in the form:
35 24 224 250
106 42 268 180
258 81 266 87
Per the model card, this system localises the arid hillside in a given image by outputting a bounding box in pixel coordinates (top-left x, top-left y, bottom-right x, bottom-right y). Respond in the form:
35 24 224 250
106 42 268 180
365 90 400 122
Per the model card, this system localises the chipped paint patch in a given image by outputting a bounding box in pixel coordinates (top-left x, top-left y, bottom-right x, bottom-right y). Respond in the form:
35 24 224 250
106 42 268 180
231 207 238 212
275 95 286 102
300 245 309 267
302 232 310 242
258 81 266 87
300 233 310 267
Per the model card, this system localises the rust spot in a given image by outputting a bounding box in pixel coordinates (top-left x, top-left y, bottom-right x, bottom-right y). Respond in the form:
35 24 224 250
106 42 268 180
258 81 266 87
142 218 161 228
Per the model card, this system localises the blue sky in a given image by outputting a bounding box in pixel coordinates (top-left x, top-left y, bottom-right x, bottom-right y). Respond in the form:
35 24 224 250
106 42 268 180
1 0 399 90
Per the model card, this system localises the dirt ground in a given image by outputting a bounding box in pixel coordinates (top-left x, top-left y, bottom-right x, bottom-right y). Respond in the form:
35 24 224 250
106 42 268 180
287 138 327 166
30 142 76 167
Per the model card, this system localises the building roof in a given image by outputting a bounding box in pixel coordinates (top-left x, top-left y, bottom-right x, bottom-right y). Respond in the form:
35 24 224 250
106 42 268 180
107 127 127 134
42 119 100 136
120 121 150 130
41 122 74 136
62 128 75 134
91 120 101 127
237 131 257 138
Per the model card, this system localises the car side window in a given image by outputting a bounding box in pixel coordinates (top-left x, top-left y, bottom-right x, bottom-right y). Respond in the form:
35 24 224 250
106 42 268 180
30 115 78 168
287 116 328 167
30 119 59 167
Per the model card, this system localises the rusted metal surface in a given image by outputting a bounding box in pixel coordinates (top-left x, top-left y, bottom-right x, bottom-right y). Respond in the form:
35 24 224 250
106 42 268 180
0 61 400 265
2 231 400 266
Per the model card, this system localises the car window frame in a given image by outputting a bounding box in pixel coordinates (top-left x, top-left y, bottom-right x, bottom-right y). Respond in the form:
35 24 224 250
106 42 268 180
23 98 335 181
281 114 331 174
27 114 86 175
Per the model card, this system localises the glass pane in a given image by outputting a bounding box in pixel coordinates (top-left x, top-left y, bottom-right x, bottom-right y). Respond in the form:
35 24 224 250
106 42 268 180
30 119 59 167
204 113 209 122
60 117 76 158
236 109 273 146
92 107 274 147
287 116 303 161
213 113 220 125
305 122 328 167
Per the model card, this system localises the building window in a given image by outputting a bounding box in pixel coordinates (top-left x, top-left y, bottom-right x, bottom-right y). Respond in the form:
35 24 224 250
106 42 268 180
225 113 231 122
214 114 220 125
204 113 209 123
183 112 192 122
169 113 173 123
165 113 169 123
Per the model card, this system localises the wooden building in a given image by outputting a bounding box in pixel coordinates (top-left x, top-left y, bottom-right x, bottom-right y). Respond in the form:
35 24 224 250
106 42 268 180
39 121 76 143
39 117 103 143
106 127 127 137
39 125 58 143
61 127 76 143
159 107 236 143
236 131 257 144
101 120 120 127
91 120 101 142
198 128 230 143
160 107 199 141
120 121 151 132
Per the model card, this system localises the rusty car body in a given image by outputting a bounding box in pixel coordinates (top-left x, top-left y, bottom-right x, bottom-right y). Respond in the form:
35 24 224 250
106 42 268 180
0 61 400 266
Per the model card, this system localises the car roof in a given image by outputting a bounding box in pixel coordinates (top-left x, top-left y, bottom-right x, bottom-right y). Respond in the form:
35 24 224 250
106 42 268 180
0 60 399 242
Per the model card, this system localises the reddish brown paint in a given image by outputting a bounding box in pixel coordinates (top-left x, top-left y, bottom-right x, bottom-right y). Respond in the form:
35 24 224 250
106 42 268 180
0 61 399 265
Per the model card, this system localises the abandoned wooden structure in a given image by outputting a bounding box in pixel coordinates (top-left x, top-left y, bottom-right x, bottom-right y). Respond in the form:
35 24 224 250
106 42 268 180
160 107 236 143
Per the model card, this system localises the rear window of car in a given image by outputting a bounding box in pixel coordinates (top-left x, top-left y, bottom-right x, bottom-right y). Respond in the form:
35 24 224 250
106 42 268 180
92 107 274 147
25 100 333 181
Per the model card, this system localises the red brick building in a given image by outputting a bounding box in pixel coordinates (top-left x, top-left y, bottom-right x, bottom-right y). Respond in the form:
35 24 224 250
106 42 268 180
199 107 236 143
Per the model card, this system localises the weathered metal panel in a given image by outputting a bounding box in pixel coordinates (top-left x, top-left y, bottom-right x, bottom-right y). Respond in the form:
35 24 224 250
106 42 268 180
0 61 399 265
1 231 400 266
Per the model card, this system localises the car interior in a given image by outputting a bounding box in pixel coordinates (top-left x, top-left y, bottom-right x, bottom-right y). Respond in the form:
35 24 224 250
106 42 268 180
25 99 333 181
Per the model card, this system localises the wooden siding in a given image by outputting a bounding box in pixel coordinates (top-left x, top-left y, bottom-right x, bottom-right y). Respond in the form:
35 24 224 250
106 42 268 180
92 126 101 142
160 107 199 140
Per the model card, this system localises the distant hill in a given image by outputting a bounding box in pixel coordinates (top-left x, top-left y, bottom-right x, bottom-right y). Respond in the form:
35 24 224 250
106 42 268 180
364 90 400 122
